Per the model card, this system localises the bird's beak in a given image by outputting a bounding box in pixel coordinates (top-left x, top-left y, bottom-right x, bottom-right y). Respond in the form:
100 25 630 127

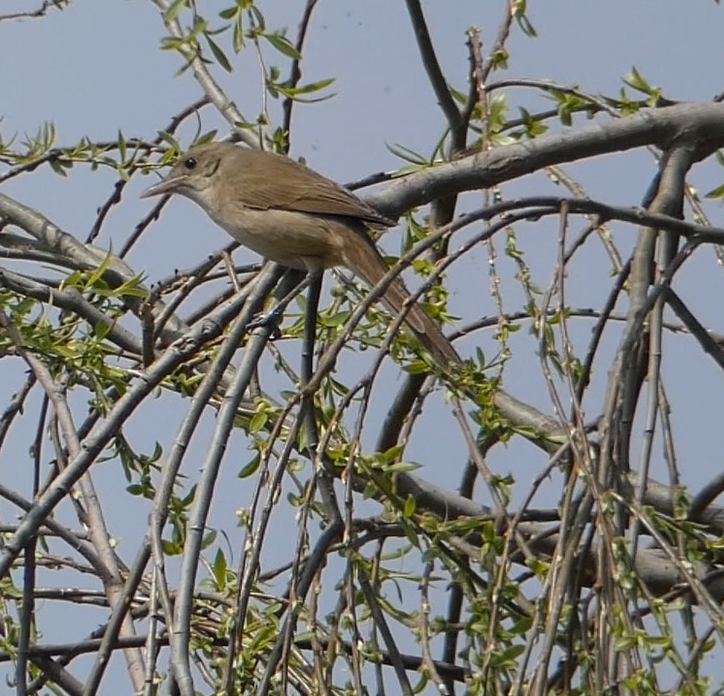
140 174 187 199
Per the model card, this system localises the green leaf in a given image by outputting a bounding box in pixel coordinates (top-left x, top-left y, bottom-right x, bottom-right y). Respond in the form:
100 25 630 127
93 320 112 341
380 444 404 464
233 18 244 52
403 495 416 517
624 66 650 94
117 130 126 162
85 250 114 289
160 36 184 51
248 5 266 32
705 181 724 199
517 107 548 138
201 529 217 550
238 453 261 478
623 66 662 106
490 48 509 71
164 0 188 22
403 359 432 375
248 411 267 433
212 548 227 590
206 35 233 72
157 131 181 150
194 129 219 146
513 0 538 37
263 32 301 60
219 5 239 20
385 461 421 474
280 78 336 99
386 142 430 166
162 539 182 555
48 158 69 177
516 14 537 37
319 310 350 327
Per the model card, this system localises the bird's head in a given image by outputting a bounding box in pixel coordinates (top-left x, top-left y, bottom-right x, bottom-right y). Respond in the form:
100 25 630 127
141 142 236 206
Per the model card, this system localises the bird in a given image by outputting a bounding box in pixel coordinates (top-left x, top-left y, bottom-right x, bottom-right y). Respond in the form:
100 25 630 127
141 141 459 365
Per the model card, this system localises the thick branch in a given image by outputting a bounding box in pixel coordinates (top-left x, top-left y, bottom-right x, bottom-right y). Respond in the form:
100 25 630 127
368 102 724 218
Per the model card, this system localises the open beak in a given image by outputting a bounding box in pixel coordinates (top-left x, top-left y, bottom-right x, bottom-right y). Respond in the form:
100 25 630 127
140 174 186 199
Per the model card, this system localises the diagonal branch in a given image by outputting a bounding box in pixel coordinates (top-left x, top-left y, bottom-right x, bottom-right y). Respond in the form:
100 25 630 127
403 0 461 131
368 102 724 217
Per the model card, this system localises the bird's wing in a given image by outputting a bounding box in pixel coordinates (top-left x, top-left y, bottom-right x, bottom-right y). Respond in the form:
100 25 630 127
236 151 395 229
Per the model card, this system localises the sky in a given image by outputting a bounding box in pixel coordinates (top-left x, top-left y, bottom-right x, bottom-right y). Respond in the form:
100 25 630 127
2 0 724 692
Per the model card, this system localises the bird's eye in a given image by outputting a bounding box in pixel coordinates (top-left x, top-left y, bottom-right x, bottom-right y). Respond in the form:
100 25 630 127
183 157 197 170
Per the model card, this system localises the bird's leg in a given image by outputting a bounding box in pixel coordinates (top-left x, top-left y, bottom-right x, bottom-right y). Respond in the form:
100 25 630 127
246 268 313 336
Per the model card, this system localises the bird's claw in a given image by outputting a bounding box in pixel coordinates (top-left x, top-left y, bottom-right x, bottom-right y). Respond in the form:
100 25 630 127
247 308 283 339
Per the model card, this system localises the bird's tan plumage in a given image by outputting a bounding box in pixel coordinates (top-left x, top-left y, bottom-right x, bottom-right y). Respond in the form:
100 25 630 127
208 147 393 228
142 142 459 366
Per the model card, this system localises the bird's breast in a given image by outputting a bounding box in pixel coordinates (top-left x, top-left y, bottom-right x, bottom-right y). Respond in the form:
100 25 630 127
211 204 348 273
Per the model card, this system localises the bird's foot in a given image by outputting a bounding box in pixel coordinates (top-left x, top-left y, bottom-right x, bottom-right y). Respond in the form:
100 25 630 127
247 308 283 339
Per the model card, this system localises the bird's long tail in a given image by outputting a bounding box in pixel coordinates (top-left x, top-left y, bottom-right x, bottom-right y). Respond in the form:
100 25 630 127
341 227 460 367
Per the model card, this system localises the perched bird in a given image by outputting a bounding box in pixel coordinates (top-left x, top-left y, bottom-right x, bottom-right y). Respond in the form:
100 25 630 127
141 141 458 365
